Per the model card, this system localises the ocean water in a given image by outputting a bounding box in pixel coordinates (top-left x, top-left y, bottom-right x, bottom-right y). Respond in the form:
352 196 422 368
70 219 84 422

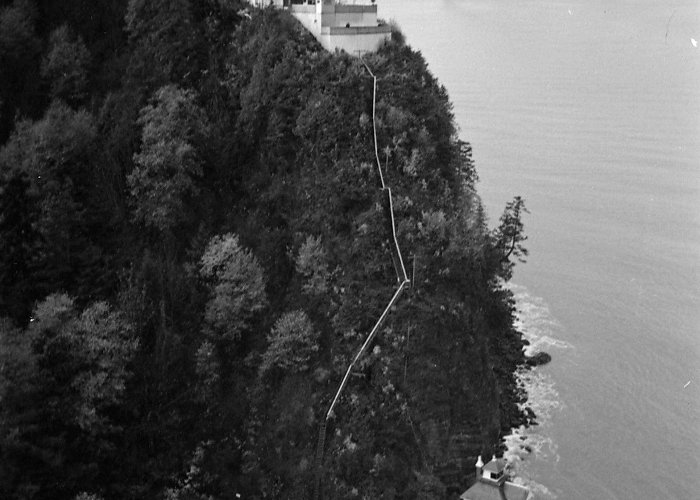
379 0 700 498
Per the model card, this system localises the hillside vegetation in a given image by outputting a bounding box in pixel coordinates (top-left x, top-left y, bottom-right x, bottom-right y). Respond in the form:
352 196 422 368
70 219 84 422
0 1 532 499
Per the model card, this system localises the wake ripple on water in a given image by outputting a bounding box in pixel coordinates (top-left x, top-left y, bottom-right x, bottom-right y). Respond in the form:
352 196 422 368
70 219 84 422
503 284 571 500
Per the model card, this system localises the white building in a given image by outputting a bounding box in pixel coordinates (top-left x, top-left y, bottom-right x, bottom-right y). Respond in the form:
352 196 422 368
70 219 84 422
248 0 391 55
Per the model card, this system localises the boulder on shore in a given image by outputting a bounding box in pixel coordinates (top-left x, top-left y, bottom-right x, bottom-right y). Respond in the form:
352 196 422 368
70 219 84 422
525 351 552 367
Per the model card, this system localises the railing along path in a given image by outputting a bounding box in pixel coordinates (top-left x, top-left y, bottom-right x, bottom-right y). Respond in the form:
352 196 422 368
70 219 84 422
313 60 410 500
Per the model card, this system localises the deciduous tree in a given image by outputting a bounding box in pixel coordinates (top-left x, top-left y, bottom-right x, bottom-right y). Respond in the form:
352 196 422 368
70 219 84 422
200 233 267 343
259 310 318 376
296 235 330 295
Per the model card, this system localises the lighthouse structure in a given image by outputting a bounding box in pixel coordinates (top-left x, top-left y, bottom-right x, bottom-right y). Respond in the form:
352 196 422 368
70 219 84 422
248 0 392 55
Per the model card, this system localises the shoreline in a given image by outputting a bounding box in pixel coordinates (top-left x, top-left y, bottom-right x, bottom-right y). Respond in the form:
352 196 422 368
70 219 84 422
502 284 571 499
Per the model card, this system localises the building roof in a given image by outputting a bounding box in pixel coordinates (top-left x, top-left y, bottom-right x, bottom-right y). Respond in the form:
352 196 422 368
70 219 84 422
460 480 530 500
460 481 506 500
503 482 530 500
483 456 507 473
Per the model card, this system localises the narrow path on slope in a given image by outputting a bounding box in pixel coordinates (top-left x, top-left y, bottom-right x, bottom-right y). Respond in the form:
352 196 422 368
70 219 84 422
313 59 411 500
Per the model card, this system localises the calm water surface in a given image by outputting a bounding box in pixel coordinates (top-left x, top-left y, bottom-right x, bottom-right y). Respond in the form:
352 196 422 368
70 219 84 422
379 0 700 498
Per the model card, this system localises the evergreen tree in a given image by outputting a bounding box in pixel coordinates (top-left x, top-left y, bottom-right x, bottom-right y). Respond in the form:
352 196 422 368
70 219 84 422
41 25 91 105
128 85 209 235
0 172 40 323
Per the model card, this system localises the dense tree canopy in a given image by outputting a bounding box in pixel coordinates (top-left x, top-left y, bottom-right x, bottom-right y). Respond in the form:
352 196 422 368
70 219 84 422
0 2 531 499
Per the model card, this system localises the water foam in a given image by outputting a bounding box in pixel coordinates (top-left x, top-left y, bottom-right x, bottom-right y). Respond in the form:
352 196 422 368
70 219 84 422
503 283 570 499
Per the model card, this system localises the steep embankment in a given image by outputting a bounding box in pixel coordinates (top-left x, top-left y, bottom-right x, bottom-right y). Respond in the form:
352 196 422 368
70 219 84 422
0 4 530 499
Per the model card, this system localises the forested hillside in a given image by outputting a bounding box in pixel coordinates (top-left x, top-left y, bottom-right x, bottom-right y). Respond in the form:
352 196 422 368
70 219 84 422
0 1 532 499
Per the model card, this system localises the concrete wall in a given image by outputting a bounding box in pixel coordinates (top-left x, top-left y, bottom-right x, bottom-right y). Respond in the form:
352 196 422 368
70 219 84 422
320 25 391 54
331 11 377 27
291 10 319 34
319 3 377 28
288 2 392 55
290 4 315 13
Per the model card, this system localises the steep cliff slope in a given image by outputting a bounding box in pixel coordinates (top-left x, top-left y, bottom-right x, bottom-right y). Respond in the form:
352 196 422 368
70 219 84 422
228 9 530 500
0 3 530 499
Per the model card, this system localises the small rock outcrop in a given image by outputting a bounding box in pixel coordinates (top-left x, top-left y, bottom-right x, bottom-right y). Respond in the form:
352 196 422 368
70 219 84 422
525 351 552 367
